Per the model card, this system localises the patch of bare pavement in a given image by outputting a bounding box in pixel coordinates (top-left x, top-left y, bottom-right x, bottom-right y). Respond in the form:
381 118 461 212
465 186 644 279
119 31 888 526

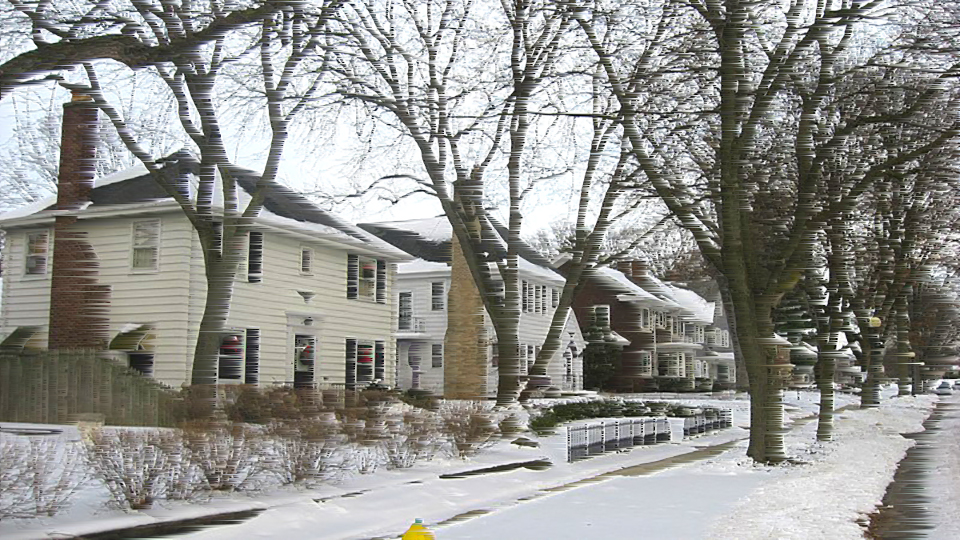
865 396 959 539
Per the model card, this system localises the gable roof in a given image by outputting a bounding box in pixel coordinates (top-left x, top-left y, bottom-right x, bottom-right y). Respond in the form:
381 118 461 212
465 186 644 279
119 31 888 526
0 150 410 260
358 216 564 282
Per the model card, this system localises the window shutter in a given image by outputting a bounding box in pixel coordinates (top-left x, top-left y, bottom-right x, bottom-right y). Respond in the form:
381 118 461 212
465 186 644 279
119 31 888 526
248 232 263 283
347 254 359 299
376 260 387 303
431 282 445 310
345 338 357 389
375 341 386 381
244 329 260 385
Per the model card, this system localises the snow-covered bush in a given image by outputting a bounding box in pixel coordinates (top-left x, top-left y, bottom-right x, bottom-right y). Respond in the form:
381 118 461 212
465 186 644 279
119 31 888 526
0 436 86 519
181 422 267 492
439 401 500 457
85 429 183 510
382 410 446 469
264 415 346 486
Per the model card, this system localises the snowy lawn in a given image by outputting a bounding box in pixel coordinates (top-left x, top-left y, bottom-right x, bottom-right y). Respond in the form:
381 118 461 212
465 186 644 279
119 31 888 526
0 389 941 540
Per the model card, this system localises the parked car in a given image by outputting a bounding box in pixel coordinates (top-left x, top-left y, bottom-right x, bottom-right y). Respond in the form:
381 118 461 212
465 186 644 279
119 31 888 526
934 381 953 396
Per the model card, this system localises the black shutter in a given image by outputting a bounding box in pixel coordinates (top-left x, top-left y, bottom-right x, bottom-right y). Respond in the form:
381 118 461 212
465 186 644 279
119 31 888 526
376 260 387 303
245 329 260 385
248 232 263 283
345 338 357 389
375 340 385 381
347 255 359 299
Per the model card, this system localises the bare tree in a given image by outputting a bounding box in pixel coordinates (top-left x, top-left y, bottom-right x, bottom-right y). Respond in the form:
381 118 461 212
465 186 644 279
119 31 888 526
1 2 342 405
574 0 960 461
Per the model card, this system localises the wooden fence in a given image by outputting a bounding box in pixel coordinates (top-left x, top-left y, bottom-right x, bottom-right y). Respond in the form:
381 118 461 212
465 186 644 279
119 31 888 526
0 350 180 427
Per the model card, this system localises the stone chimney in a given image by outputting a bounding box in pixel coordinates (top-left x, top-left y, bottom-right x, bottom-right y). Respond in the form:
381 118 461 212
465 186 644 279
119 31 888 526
47 91 110 350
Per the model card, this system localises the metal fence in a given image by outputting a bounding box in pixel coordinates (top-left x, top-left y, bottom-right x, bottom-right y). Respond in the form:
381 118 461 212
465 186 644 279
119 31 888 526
566 411 731 463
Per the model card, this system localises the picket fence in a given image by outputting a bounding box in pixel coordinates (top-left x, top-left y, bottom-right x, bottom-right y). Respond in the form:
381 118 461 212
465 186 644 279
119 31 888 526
565 410 733 463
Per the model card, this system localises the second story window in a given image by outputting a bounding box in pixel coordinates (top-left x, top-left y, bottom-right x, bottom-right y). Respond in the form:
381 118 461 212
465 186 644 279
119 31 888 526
300 247 313 275
431 282 445 310
248 232 263 283
399 292 413 330
551 287 559 308
25 230 49 275
347 254 386 303
131 220 160 271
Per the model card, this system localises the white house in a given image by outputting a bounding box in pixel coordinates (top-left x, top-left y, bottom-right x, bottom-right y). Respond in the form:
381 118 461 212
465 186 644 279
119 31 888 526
359 217 586 398
0 148 411 390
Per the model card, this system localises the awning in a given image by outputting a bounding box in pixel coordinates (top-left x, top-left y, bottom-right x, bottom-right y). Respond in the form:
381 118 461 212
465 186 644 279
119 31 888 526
0 326 41 351
109 324 154 351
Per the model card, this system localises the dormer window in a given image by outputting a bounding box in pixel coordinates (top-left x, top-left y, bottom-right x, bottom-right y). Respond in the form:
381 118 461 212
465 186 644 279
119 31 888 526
25 230 49 275
131 220 160 271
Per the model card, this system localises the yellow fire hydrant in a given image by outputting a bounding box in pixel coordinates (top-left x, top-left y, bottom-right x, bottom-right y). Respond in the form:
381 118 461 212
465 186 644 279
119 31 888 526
401 518 435 539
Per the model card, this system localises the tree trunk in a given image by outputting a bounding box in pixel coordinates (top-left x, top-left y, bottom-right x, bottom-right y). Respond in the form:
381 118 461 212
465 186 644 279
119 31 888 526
814 353 836 441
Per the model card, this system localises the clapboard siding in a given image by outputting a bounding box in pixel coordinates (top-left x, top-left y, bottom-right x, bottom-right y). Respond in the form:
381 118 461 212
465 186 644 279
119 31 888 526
186 228 398 387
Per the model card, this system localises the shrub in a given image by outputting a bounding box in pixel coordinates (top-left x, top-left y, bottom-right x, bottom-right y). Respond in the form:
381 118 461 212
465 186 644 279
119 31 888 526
0 436 86 519
264 415 345 486
86 429 183 510
181 421 267 492
439 402 500 457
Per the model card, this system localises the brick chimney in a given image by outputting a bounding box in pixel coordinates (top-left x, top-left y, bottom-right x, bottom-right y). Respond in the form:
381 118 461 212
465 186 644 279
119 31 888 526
631 259 649 278
617 260 633 276
47 91 110 350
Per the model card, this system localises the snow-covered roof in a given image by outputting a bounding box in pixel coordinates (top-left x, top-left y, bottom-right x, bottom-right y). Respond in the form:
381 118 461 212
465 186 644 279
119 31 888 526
0 151 411 260
359 216 564 284
665 285 715 324
398 258 450 275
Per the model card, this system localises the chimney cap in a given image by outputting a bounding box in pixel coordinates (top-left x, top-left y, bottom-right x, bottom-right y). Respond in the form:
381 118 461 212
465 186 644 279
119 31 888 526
70 90 94 102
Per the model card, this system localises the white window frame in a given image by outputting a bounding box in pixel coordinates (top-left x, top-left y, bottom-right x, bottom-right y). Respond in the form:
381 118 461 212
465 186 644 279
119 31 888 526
131 219 161 272
24 230 51 277
640 308 652 331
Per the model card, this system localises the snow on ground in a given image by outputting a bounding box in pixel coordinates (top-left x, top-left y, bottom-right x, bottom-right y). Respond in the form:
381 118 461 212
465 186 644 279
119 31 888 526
0 390 945 540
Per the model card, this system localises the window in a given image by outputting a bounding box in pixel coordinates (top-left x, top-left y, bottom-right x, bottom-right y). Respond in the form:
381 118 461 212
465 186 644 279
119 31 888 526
294 333 316 388
432 343 443 368
218 331 245 380
399 292 413 330
248 232 263 283
534 285 542 314
551 288 559 308
25 231 49 275
640 308 651 331
346 338 386 389
300 247 313 275
521 281 529 312
527 345 535 372
431 282 445 311
715 302 724 318
595 305 611 329
131 220 160 271
348 255 386 303
541 286 548 314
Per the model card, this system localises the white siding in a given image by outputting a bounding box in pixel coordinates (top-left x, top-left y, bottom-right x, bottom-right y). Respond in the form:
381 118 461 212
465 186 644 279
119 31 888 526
188 229 398 388
0 228 54 347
